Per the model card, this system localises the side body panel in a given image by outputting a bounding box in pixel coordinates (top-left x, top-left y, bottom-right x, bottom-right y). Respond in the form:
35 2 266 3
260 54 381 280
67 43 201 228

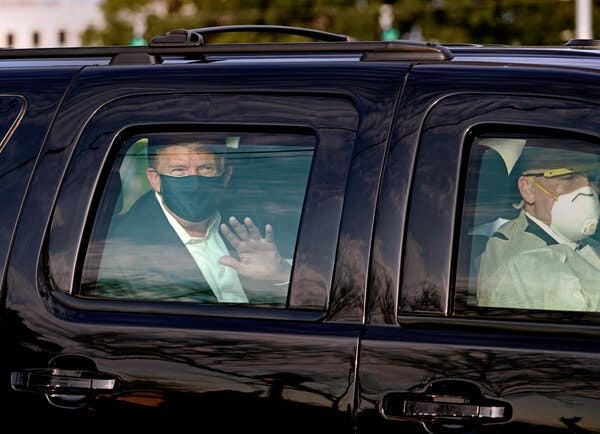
359 64 600 433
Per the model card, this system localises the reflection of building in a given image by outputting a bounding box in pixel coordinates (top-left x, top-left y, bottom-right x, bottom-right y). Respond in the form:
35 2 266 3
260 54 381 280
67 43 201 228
0 0 103 48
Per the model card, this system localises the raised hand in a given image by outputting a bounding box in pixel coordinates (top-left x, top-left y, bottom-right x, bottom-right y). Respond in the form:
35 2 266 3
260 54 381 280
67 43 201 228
218 216 291 283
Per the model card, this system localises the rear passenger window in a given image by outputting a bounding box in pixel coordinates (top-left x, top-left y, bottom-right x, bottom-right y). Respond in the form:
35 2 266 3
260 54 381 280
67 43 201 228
456 132 600 316
80 130 315 307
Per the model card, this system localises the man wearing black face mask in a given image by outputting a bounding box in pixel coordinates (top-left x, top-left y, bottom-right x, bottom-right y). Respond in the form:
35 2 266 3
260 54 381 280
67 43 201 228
93 140 291 304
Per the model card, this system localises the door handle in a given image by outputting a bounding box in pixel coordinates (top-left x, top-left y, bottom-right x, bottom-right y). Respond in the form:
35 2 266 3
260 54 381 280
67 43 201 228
10 355 120 409
381 379 511 433
402 395 506 419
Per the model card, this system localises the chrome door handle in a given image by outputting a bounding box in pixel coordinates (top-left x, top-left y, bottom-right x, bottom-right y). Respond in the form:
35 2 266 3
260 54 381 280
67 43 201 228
381 379 512 433
11 367 120 409
402 395 507 419
11 368 118 393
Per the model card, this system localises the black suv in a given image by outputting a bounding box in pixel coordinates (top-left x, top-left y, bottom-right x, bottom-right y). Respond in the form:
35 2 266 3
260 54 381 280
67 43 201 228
2 25 600 432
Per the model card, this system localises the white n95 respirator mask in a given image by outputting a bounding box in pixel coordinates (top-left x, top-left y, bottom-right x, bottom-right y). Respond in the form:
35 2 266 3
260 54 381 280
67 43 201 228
550 186 600 242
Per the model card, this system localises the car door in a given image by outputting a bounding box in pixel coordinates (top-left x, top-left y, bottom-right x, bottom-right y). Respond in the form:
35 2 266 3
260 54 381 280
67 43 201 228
358 64 600 433
4 61 403 430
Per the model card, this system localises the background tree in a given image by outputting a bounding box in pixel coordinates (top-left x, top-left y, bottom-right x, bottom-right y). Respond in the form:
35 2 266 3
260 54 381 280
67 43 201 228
82 0 600 46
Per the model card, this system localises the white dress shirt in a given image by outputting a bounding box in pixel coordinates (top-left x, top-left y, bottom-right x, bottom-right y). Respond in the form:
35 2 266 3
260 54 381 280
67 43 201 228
155 192 248 303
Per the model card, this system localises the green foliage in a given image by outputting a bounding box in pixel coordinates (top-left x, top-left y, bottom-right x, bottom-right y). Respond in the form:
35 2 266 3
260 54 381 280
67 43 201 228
81 0 595 47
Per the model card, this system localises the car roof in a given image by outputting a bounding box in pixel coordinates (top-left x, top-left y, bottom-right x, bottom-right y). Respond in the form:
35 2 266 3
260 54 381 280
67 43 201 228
1 25 600 71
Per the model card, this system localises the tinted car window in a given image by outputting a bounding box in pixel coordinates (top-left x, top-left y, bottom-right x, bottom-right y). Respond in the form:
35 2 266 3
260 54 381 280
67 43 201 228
456 132 600 316
80 130 315 307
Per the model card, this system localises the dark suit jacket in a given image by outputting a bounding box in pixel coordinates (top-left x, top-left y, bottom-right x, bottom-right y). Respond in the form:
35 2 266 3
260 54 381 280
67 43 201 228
92 191 286 305
93 191 221 302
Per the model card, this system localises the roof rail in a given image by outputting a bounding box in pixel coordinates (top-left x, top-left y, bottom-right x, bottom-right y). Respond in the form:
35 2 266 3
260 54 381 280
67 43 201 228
359 40 452 61
191 25 351 42
0 29 453 64
0 42 452 63
565 38 600 48
150 25 351 47
146 25 451 60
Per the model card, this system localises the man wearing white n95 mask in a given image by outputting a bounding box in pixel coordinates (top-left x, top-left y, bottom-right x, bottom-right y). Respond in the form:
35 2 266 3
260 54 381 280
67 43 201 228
478 141 600 311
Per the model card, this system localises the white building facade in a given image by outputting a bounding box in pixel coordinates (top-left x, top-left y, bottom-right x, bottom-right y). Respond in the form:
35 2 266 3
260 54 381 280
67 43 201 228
0 0 103 48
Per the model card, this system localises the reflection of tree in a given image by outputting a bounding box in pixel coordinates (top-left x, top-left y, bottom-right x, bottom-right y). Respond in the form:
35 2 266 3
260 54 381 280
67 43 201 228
560 417 590 433
75 325 357 419
368 239 397 324
368 268 395 324
399 234 444 314
329 234 369 320
368 233 443 324
399 280 441 311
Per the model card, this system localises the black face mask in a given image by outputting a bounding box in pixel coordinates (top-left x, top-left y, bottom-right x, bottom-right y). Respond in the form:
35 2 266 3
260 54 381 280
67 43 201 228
159 174 225 222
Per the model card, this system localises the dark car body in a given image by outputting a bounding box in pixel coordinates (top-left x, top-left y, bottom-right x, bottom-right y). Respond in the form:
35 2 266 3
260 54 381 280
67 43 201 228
1 27 599 432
